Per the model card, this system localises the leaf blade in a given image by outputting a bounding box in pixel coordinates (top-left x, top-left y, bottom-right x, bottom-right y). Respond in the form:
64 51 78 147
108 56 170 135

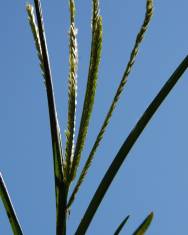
75 55 188 234
114 215 130 235
132 212 153 235
0 173 24 235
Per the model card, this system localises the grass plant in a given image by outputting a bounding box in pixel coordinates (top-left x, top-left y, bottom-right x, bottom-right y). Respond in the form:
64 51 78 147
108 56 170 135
0 0 188 234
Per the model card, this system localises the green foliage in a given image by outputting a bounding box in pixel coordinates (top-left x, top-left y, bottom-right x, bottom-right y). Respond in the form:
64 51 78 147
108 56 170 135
114 215 130 235
0 173 23 235
132 212 153 235
0 0 188 235
74 54 188 234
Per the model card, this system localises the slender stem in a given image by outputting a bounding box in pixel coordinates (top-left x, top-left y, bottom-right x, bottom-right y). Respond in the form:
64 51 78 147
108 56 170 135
33 1 68 234
75 55 188 234
0 172 24 235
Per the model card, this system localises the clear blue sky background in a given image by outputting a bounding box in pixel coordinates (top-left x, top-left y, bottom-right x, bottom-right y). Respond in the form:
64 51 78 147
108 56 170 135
0 1 188 234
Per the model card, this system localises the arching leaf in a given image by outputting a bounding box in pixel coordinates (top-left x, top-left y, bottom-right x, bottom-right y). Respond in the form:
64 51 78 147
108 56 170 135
75 55 188 234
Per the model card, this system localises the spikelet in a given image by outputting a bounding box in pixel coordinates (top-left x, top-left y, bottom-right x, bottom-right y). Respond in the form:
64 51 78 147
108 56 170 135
88 0 154 150
67 0 153 209
69 0 103 182
64 0 78 184
92 0 100 31
26 4 45 80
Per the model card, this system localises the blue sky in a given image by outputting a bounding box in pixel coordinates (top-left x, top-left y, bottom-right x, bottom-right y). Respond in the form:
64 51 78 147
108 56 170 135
0 0 188 234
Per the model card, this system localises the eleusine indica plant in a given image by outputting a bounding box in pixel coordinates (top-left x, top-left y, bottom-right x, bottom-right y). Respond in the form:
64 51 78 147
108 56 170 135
0 0 188 234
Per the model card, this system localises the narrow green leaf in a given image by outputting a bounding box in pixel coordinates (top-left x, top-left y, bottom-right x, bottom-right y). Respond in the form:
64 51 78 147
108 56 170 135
114 215 130 235
132 212 153 235
64 0 78 184
31 1 67 234
75 55 188 234
70 0 102 181
0 172 24 235
68 0 153 210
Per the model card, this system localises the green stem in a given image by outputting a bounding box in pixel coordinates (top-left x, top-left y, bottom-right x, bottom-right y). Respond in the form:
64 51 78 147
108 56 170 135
56 184 69 235
33 1 68 234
